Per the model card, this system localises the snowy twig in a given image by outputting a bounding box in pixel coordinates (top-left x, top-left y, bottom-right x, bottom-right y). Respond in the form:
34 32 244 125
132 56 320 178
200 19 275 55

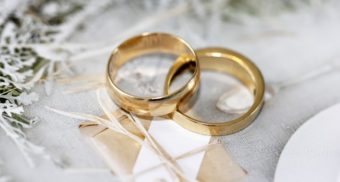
0 0 110 167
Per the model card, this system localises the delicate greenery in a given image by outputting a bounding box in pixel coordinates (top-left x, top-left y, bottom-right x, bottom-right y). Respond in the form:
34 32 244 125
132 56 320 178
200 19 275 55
0 0 85 167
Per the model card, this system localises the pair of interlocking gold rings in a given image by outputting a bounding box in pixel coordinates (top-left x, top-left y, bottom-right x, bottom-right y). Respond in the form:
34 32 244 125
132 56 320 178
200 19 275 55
106 32 265 136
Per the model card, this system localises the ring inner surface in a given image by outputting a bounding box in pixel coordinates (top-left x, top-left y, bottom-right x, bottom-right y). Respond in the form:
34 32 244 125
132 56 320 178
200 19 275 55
108 34 197 98
168 54 256 123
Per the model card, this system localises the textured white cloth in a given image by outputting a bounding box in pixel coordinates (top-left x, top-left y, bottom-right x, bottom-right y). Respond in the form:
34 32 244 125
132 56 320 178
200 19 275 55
1 3 340 182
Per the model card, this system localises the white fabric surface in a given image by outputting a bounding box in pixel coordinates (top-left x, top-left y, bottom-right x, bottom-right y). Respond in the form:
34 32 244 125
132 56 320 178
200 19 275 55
1 3 340 182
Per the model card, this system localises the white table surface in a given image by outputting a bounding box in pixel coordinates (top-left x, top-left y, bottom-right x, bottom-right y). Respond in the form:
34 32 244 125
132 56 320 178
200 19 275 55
1 2 340 182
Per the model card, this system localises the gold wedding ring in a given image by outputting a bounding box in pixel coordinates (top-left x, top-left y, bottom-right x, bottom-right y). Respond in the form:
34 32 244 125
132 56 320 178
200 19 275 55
106 32 265 135
106 33 200 116
165 47 265 136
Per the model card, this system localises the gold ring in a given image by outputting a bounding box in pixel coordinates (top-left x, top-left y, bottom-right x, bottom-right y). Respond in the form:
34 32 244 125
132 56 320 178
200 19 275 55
106 32 200 116
165 47 265 135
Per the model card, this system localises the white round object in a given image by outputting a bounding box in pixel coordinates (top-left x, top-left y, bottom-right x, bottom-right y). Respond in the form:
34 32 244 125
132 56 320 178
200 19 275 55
275 103 340 182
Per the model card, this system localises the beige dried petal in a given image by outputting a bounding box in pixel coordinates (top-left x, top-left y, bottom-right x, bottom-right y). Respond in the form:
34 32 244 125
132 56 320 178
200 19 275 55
216 86 253 114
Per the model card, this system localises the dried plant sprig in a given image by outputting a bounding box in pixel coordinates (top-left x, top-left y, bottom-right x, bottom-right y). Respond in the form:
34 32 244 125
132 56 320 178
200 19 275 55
267 57 340 96
47 88 208 182
95 89 195 181
61 142 217 180
127 113 183 181
133 143 218 178
57 75 105 94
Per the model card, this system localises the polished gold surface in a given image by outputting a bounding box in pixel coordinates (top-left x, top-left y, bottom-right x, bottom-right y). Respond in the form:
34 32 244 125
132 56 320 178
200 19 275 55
165 47 265 136
106 32 200 116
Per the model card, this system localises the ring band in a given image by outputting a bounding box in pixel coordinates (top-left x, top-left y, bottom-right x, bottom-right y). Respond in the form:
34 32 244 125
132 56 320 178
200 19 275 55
165 47 265 135
106 32 200 116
